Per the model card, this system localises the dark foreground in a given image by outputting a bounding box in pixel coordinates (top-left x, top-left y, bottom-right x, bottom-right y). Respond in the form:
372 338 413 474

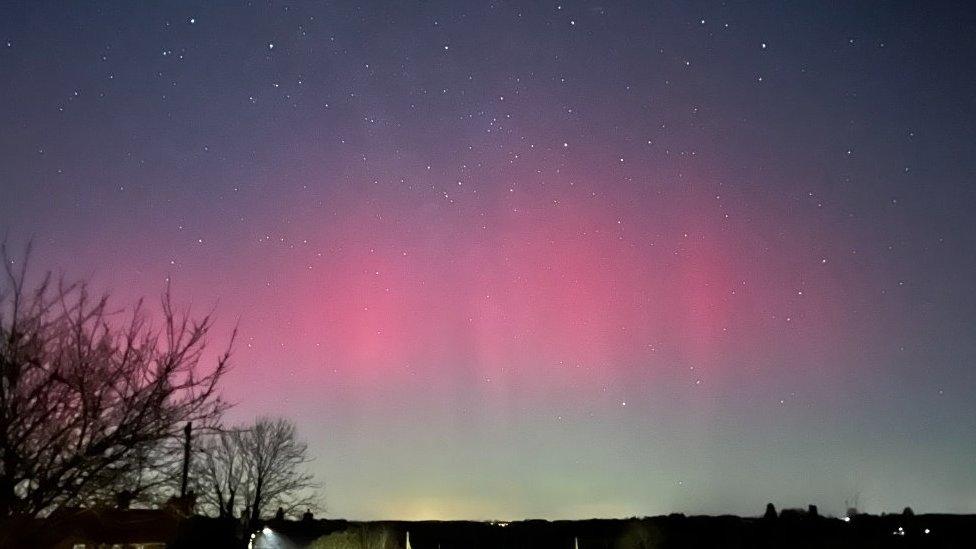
3 508 975 548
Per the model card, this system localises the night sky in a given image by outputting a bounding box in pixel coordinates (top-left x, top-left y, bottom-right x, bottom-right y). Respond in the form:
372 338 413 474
2 1 976 521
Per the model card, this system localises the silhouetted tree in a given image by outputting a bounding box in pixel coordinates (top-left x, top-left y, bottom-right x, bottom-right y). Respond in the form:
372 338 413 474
194 417 318 520
196 428 246 518
0 242 233 517
764 503 777 519
903 506 914 517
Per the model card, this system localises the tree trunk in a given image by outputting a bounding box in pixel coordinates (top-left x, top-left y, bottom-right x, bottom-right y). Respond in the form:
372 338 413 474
250 478 263 523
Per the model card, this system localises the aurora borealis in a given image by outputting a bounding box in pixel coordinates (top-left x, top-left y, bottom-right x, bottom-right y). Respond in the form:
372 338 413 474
2 1 975 520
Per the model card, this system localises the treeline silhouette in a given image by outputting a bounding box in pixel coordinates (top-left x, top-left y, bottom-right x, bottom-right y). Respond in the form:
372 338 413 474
246 510 976 549
0 243 318 547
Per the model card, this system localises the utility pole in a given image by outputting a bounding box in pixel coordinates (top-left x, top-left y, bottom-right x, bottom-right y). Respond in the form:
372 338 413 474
180 422 193 497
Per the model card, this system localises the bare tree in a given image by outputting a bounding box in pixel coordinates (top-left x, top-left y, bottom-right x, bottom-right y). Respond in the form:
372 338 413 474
244 418 318 521
0 242 233 517
195 428 246 518
194 417 318 521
